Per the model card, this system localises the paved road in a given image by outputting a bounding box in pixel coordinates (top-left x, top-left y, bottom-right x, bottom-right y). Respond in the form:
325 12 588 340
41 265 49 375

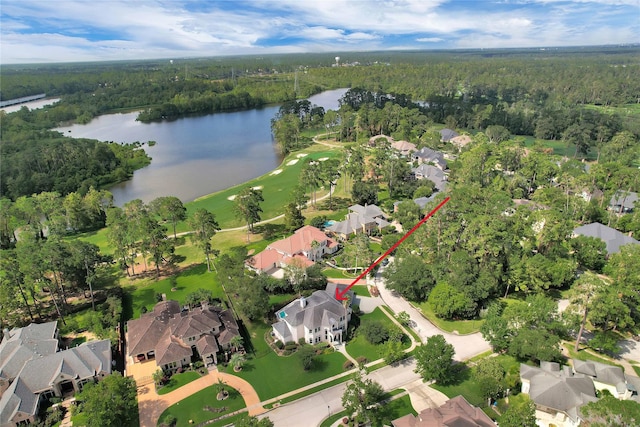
373 258 491 361
261 359 423 427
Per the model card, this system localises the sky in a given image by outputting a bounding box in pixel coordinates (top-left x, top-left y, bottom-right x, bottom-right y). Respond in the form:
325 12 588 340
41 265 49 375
1 0 638 64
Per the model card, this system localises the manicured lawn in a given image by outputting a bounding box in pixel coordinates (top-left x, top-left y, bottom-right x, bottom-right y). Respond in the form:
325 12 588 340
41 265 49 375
432 364 485 407
157 371 201 395
126 263 226 320
158 385 246 427
224 322 347 400
322 268 356 279
180 147 341 231
633 366 640 377
346 307 410 362
416 301 484 335
520 135 597 160
352 285 371 297
269 293 296 311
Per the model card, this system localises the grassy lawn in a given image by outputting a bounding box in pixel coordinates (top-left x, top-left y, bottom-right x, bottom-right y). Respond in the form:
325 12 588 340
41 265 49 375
433 354 520 409
157 385 246 427
634 366 640 377
346 307 410 362
223 321 348 400
180 147 341 231
563 344 624 369
126 263 226 320
352 285 371 298
157 371 201 395
322 268 356 279
269 293 296 311
416 301 484 335
319 394 416 427
520 135 597 160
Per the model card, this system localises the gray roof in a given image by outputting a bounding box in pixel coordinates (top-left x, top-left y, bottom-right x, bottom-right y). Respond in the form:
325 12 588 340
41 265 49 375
0 321 58 382
327 212 390 236
349 204 386 219
573 359 626 392
573 222 639 254
411 164 447 191
0 340 111 425
521 363 597 422
610 191 638 211
439 128 459 142
274 285 351 334
411 147 447 169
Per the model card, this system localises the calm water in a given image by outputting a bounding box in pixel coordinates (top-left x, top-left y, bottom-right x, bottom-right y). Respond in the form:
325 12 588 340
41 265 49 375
55 88 347 205
1 97 61 114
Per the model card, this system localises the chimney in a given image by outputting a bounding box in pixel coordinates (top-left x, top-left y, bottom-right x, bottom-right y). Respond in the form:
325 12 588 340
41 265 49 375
300 297 306 308
2 328 9 341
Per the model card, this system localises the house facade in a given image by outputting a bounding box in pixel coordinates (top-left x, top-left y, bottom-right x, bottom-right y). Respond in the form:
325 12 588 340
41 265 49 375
272 284 352 345
246 225 339 274
126 299 240 372
0 322 111 427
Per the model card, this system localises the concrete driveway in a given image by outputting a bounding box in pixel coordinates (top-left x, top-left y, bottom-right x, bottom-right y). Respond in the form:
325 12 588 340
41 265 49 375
373 258 491 361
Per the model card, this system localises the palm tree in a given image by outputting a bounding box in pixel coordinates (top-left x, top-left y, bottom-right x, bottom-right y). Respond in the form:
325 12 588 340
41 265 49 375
229 353 246 372
152 369 164 386
229 335 244 353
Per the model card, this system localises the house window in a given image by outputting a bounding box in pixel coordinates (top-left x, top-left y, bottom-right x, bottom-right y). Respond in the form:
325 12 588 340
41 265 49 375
309 339 313 344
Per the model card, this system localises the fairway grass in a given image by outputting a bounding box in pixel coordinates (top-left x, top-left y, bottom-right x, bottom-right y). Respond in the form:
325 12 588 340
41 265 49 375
180 146 342 230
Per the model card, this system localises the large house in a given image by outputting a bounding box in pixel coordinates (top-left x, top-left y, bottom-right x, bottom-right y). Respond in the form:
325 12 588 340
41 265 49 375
411 164 447 191
572 359 639 401
246 225 339 274
390 140 417 156
0 322 111 427
609 190 638 214
272 283 352 345
411 147 447 170
572 222 639 255
327 204 391 239
392 395 495 427
126 299 240 372
520 361 597 427
439 128 459 143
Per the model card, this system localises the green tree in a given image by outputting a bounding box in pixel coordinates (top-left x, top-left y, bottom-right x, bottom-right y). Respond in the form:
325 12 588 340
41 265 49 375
229 353 246 371
149 196 186 239
188 208 220 272
341 233 374 274
351 181 378 206
283 202 305 232
360 322 389 345
382 255 435 301
570 235 607 272
581 395 640 427
298 345 317 371
74 372 138 427
474 357 506 401
414 335 455 384
568 272 607 352
428 283 475 320
234 187 264 240
381 339 404 365
341 370 385 425
185 288 213 308
394 200 421 229
498 396 537 427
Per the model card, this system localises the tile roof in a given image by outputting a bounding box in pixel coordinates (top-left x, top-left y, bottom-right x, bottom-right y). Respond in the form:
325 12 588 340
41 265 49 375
392 395 495 427
573 222 639 254
196 335 219 356
268 225 335 256
391 140 417 154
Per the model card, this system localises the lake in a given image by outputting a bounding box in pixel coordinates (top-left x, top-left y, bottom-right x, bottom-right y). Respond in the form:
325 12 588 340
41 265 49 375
55 88 347 205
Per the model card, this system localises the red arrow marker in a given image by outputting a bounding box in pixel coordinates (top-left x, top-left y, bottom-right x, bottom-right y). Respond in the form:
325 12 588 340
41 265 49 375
335 196 450 301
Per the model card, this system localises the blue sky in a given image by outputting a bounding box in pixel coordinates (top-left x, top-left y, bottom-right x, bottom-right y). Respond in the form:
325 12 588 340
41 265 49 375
1 0 638 64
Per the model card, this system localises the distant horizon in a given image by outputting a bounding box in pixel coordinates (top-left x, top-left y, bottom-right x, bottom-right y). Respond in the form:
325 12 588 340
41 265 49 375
1 0 638 65
2 44 639 69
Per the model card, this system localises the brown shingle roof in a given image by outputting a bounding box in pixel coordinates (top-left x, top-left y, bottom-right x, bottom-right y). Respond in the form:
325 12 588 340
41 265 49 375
392 395 495 427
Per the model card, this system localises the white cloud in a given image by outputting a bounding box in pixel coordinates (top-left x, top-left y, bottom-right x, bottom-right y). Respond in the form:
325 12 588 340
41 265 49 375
416 37 444 42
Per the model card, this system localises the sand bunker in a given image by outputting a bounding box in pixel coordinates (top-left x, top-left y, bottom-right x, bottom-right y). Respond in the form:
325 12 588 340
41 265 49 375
318 157 329 161
227 195 237 201
252 186 263 190
286 159 299 166
296 153 308 158
270 169 283 175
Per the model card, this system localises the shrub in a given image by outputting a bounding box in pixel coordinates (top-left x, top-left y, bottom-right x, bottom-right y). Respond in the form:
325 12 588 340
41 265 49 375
356 356 368 365
343 360 355 370
284 343 298 351
298 337 307 346
274 340 284 349
163 414 177 427
193 361 204 370
360 322 389 344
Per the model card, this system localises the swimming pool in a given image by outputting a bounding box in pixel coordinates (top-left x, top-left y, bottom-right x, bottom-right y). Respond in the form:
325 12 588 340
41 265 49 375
324 220 336 228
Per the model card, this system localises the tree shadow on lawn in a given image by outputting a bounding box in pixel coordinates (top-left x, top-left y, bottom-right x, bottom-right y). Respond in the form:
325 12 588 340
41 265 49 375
177 263 208 277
